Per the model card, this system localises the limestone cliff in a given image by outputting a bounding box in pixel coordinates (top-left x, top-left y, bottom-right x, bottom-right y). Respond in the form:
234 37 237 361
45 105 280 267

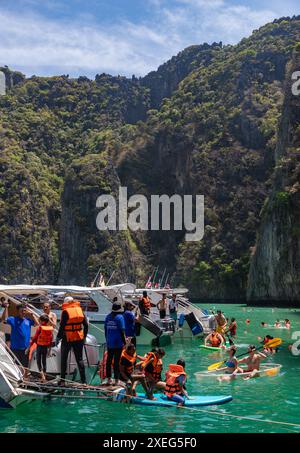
247 51 300 303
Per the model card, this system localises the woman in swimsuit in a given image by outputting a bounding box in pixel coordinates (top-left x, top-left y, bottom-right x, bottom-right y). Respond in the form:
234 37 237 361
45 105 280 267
217 346 243 381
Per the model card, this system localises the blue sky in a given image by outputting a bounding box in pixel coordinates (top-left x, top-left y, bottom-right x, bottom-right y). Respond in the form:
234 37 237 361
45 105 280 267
0 0 299 78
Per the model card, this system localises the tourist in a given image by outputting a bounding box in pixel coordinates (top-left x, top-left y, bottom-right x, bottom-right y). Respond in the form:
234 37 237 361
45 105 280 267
238 345 267 379
226 318 237 337
119 343 150 397
274 320 281 328
27 314 53 382
285 319 291 329
261 322 268 327
157 293 167 319
104 302 126 385
139 291 152 316
43 301 57 327
204 329 224 348
138 347 165 399
169 294 178 323
123 301 137 346
56 296 88 385
217 346 243 379
164 359 188 406
1 301 39 376
215 310 227 337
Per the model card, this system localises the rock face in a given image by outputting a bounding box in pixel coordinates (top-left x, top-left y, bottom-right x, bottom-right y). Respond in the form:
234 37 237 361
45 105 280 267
58 153 137 285
0 71 5 95
247 51 300 303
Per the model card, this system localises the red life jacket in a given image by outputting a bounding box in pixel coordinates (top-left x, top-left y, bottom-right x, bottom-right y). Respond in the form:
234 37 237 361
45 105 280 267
165 364 186 397
210 333 221 347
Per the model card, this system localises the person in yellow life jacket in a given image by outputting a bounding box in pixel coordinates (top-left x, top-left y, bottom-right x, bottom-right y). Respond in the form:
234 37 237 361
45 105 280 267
204 329 224 348
56 296 89 384
27 314 53 382
164 359 188 406
136 347 165 400
119 343 150 397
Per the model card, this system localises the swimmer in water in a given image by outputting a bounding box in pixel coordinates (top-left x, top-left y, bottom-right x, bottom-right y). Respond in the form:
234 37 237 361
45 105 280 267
274 320 281 328
284 319 291 329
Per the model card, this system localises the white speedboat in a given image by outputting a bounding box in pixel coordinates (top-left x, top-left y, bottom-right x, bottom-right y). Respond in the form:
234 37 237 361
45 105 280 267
0 336 48 408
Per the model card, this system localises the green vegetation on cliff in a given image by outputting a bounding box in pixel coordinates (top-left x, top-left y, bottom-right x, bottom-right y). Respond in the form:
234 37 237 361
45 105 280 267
0 17 300 299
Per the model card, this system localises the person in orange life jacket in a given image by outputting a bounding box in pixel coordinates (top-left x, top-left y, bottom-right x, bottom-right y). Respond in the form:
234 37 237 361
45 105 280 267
138 291 154 316
26 314 53 382
104 302 126 386
56 296 88 384
164 359 188 406
204 329 224 348
137 347 166 400
119 343 150 396
157 293 167 320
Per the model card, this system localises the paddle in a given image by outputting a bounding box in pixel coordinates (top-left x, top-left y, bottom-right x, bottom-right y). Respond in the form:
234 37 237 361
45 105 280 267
207 337 282 371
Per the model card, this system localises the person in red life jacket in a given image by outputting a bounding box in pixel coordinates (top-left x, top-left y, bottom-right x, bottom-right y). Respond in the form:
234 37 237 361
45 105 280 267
138 291 154 316
26 314 53 382
56 296 89 385
164 359 188 406
226 318 237 337
137 347 165 399
119 343 150 397
204 329 224 348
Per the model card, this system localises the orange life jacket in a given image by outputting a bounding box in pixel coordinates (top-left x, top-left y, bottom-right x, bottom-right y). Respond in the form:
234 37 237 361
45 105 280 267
210 332 221 347
165 364 186 397
143 352 163 381
141 296 151 311
37 325 53 346
62 301 84 342
120 349 137 375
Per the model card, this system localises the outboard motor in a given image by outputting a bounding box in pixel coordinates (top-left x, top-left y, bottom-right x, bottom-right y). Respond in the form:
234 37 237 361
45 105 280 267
184 312 204 336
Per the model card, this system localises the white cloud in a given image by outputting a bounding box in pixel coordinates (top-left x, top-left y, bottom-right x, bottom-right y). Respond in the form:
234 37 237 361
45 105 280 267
0 1 298 78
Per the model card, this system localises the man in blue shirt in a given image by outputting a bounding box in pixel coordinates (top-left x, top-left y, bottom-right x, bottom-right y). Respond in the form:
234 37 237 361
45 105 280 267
1 301 39 374
104 302 126 385
123 301 137 346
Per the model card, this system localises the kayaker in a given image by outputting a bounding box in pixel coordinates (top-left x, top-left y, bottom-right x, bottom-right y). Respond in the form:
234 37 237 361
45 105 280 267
157 293 167 319
104 302 126 385
1 301 39 376
164 359 188 407
119 343 150 397
238 345 267 379
43 302 57 327
226 318 237 337
123 301 137 346
215 310 227 337
139 291 153 316
26 314 53 382
56 296 89 385
217 346 242 377
137 347 165 399
261 335 278 355
204 329 224 348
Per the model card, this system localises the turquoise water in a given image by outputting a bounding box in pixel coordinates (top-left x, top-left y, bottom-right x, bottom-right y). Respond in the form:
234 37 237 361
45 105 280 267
1 304 300 433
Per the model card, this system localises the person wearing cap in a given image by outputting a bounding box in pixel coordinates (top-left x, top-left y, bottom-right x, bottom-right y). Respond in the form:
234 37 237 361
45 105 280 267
104 302 126 385
56 296 89 384
123 301 137 346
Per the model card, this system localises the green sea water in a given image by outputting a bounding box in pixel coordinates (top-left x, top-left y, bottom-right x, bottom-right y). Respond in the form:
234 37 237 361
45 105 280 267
1 304 300 433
